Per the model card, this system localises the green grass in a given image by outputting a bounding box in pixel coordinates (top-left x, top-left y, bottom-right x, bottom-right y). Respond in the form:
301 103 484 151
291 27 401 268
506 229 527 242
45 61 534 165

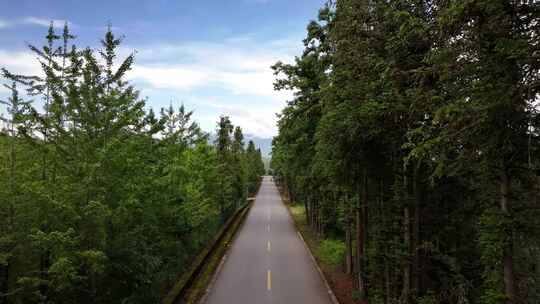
287 203 345 268
318 239 346 266
289 204 307 224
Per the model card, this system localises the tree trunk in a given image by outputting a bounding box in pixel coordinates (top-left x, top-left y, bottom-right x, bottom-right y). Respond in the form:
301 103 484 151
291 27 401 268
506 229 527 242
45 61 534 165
402 205 411 303
309 198 314 227
314 201 318 233
384 257 390 304
0 262 8 304
308 198 312 229
39 251 50 304
318 194 324 237
361 170 369 299
304 195 310 225
345 220 353 274
356 172 367 301
412 165 421 294
345 193 353 274
356 202 365 297
380 178 391 304
500 172 514 304
314 198 318 233
318 207 323 237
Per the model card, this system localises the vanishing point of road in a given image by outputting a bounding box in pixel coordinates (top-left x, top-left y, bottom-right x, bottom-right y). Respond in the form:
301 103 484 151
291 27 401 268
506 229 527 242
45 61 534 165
203 176 333 304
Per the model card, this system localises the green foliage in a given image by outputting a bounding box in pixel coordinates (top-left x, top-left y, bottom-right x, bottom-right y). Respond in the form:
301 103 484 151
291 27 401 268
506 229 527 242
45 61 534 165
351 290 362 301
317 239 345 267
416 293 438 304
0 24 264 304
271 1 540 303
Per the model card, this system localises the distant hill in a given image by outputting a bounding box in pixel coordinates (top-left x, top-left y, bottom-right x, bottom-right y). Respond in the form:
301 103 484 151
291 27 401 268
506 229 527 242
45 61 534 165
207 133 273 157
244 134 272 157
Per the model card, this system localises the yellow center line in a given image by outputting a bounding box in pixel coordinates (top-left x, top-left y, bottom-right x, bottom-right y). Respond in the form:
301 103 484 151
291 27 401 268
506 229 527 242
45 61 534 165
267 270 272 291
267 241 271 252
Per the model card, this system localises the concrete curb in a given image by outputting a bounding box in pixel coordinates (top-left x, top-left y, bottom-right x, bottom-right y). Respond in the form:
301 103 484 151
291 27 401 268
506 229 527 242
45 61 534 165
162 200 254 304
277 185 340 304
197 203 254 304
198 254 227 304
198 179 263 303
296 229 341 304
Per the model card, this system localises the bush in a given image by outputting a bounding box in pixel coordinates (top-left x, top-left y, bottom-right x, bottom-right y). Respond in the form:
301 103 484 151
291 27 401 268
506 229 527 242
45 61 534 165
318 239 345 266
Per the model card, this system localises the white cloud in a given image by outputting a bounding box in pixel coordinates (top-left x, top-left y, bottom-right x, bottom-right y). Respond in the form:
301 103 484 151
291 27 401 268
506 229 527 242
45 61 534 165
0 17 74 30
130 66 210 90
199 100 278 137
0 50 42 76
124 36 299 102
22 17 75 29
0 34 302 137
0 84 9 94
0 19 11 29
129 64 291 102
121 35 303 136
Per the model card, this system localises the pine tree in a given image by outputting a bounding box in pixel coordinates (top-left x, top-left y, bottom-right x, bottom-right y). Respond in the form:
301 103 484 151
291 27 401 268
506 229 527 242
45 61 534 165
0 82 33 304
271 1 540 303
215 116 234 222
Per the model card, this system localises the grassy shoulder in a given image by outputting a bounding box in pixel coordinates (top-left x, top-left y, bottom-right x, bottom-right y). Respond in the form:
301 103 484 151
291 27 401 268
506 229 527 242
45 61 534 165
287 204 357 304
289 204 345 266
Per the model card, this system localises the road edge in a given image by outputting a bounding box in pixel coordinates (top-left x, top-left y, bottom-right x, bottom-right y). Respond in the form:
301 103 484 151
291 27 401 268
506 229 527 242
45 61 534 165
294 221 340 304
197 252 227 304
196 203 253 304
196 178 265 304
278 187 340 304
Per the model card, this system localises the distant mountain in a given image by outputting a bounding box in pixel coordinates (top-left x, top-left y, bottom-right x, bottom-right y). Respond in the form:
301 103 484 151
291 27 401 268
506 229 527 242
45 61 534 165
244 134 272 157
207 133 273 157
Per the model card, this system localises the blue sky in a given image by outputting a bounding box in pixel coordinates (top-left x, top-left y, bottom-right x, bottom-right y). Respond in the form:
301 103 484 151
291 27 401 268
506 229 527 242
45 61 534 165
0 0 326 137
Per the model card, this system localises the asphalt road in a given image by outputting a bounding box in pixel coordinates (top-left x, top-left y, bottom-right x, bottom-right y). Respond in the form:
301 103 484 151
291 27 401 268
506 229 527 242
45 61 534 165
203 176 332 304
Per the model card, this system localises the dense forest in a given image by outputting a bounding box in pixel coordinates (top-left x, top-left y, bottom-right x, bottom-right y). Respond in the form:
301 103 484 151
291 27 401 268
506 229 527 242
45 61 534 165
271 1 540 304
0 25 265 303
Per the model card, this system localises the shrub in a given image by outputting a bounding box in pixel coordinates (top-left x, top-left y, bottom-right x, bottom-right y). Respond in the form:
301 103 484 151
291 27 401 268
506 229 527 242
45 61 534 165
318 239 345 266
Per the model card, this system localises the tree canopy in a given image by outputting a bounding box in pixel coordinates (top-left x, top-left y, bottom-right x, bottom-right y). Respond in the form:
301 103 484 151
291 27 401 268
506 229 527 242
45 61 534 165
271 1 540 303
0 25 265 304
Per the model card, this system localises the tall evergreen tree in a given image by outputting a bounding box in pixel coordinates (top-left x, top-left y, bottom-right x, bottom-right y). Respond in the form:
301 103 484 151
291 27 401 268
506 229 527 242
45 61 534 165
272 1 540 303
0 25 266 304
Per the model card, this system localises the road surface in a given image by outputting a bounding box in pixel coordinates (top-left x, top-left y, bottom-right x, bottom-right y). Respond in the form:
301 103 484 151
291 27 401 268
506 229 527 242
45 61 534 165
203 176 332 304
